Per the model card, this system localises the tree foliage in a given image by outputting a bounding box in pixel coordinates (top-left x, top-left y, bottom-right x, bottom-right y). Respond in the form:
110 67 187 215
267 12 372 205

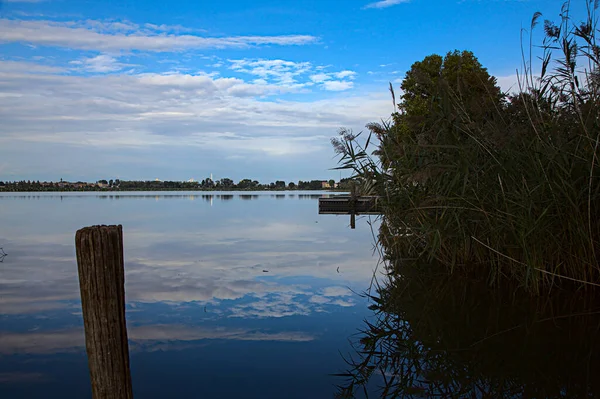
333 1 600 293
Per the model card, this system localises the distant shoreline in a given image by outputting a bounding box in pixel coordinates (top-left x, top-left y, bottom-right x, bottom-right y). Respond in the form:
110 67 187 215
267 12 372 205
0 188 345 193
0 178 351 192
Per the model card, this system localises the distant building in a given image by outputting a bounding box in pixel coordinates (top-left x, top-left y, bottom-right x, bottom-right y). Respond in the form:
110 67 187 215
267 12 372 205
320 181 339 189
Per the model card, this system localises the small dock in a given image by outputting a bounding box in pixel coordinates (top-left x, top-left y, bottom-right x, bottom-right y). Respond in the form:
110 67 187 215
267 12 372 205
319 195 381 228
319 196 381 214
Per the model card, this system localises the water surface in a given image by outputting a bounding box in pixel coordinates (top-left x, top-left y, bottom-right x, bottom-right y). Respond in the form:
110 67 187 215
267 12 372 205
0 191 380 399
6 192 596 398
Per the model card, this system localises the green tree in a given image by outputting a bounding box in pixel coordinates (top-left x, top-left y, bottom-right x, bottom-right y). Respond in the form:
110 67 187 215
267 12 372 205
219 178 233 188
238 179 253 189
376 50 503 181
397 50 501 133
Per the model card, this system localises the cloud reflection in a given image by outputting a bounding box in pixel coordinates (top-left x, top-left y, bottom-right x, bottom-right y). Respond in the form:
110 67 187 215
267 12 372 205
0 194 378 320
0 324 315 355
0 373 50 384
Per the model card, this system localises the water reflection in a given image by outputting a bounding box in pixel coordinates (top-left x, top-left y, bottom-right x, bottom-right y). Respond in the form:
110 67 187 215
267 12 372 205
0 324 316 355
0 191 341 201
0 192 375 398
336 261 600 398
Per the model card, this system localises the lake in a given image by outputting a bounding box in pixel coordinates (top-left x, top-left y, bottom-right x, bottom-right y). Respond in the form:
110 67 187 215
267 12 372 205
0 191 380 399
3 192 600 399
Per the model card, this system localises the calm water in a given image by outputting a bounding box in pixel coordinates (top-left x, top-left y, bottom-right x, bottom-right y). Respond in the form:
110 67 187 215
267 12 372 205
0 191 380 399
4 192 600 399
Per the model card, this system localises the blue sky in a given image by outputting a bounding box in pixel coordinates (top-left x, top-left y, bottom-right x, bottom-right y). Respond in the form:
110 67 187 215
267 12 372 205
0 0 575 183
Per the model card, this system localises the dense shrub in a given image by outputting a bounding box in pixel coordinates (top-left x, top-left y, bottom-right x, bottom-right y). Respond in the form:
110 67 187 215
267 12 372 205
334 1 600 293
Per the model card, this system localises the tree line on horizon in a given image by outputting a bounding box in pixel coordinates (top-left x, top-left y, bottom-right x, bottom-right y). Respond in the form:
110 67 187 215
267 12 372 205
0 177 350 192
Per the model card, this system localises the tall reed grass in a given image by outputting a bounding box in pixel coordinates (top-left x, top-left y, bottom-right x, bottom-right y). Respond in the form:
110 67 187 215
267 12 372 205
333 1 600 293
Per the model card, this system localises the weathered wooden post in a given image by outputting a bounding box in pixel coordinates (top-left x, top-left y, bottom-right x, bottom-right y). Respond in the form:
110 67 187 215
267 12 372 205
75 225 133 399
350 183 357 229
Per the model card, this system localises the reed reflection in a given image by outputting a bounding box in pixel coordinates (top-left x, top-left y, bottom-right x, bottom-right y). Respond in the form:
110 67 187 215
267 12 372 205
336 261 600 398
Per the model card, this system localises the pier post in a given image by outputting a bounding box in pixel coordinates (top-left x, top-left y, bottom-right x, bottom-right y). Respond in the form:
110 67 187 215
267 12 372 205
350 183 357 229
75 225 133 399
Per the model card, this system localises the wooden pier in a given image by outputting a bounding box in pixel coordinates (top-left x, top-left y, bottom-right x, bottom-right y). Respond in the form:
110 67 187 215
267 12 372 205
318 195 381 228
318 196 381 215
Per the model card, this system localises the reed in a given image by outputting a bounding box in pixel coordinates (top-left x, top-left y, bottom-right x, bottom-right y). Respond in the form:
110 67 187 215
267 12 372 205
333 0 600 293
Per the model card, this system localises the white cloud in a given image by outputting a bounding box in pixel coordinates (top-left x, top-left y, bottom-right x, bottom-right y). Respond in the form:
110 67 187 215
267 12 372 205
229 59 356 92
364 0 411 9
142 23 206 34
496 74 519 94
0 59 63 74
0 59 392 178
0 19 319 52
334 70 357 79
322 80 354 91
229 58 312 86
310 71 356 86
70 54 130 73
309 73 331 83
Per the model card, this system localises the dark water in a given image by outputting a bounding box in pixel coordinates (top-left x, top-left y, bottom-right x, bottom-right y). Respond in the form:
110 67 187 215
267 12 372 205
0 191 380 399
3 192 600 399
335 261 600 399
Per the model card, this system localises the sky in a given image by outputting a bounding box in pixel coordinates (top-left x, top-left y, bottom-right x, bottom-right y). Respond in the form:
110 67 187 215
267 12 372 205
0 0 578 183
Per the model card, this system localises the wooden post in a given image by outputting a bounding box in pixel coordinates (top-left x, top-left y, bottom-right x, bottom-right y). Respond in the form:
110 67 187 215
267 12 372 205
75 225 133 399
350 183 357 229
